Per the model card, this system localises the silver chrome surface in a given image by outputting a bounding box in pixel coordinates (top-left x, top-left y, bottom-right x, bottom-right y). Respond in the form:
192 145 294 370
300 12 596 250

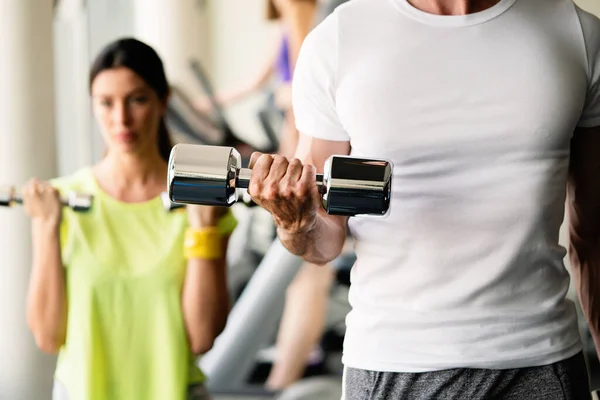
160 191 185 211
235 169 323 191
236 169 252 189
168 143 241 206
66 192 93 212
322 156 392 216
0 185 92 212
0 186 14 206
322 158 333 212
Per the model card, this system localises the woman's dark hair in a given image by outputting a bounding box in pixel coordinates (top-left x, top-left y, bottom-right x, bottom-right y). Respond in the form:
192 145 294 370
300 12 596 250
89 38 173 162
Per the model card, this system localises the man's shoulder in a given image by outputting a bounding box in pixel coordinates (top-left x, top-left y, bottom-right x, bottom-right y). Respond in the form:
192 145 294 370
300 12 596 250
310 0 399 45
572 2 600 75
335 0 395 19
318 0 395 26
573 2 600 38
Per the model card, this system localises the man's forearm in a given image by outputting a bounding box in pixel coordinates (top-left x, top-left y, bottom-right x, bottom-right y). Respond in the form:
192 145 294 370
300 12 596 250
278 213 347 265
567 127 600 358
570 238 600 355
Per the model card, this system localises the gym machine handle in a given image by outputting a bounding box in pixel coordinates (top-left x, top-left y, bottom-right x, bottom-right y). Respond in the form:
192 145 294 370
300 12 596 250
0 186 93 212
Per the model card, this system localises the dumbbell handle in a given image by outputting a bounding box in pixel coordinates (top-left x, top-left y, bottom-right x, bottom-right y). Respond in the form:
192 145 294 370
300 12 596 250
162 170 325 211
0 186 93 212
235 169 324 192
9 195 72 208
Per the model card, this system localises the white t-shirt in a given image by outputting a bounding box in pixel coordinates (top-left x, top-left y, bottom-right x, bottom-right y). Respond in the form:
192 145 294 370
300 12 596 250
292 0 600 372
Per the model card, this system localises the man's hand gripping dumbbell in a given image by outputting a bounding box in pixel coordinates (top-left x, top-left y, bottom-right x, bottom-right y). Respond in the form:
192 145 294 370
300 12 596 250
167 144 392 261
167 144 392 216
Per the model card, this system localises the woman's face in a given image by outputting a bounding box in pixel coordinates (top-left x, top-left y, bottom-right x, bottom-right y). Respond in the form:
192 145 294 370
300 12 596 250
91 67 165 158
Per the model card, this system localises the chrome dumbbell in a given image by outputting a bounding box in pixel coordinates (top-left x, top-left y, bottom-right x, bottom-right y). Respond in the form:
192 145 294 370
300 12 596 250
161 191 185 211
0 185 201 214
0 186 93 212
160 189 256 211
167 144 393 216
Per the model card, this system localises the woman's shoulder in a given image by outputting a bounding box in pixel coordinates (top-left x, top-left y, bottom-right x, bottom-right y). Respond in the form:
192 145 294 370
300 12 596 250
50 167 97 195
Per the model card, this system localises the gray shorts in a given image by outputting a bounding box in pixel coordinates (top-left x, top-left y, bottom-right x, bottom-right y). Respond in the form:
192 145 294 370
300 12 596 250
342 352 591 400
52 380 212 400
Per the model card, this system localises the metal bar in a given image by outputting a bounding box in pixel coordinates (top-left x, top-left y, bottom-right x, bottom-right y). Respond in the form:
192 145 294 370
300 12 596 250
235 169 324 191
200 239 303 390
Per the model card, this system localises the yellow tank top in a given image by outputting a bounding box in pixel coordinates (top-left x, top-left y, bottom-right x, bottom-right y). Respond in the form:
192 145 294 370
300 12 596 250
51 167 205 400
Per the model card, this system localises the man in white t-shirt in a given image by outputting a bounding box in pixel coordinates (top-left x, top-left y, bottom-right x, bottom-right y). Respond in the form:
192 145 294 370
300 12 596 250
247 0 600 397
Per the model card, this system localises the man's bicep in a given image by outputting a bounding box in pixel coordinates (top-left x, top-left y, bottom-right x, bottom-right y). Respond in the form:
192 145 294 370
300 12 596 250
294 133 350 173
568 127 600 241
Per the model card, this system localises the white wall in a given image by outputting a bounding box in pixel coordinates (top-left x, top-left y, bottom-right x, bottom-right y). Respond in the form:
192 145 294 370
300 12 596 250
54 0 137 174
87 0 137 162
54 0 94 177
576 0 600 15
208 0 279 149
0 1 59 398
133 0 211 96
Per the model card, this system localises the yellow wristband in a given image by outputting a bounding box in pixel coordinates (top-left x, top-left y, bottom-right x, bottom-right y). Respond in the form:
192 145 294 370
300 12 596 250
184 227 223 260
217 211 238 236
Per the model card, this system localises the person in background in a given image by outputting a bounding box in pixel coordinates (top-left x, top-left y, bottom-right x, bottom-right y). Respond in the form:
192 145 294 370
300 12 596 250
315 0 350 21
195 0 317 158
248 0 600 398
24 38 236 400
264 0 351 391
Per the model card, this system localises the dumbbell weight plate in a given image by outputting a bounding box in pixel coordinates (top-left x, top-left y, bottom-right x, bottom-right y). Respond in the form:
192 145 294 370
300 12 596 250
322 156 393 216
168 144 242 207
0 186 15 207
66 192 94 212
161 191 185 211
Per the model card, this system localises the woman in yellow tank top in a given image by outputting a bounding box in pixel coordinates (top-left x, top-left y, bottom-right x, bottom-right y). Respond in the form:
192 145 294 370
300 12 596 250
22 38 233 400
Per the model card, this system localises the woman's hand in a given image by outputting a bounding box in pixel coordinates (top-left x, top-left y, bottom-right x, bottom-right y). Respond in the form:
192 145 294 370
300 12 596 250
22 179 62 227
187 205 229 229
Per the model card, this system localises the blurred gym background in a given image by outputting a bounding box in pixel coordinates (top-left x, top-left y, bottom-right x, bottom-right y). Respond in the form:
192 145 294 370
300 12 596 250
1 0 600 399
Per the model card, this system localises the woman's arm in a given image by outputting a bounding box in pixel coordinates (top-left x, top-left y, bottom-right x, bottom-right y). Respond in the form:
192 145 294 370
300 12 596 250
24 180 68 354
195 30 283 111
181 206 232 355
279 0 317 69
